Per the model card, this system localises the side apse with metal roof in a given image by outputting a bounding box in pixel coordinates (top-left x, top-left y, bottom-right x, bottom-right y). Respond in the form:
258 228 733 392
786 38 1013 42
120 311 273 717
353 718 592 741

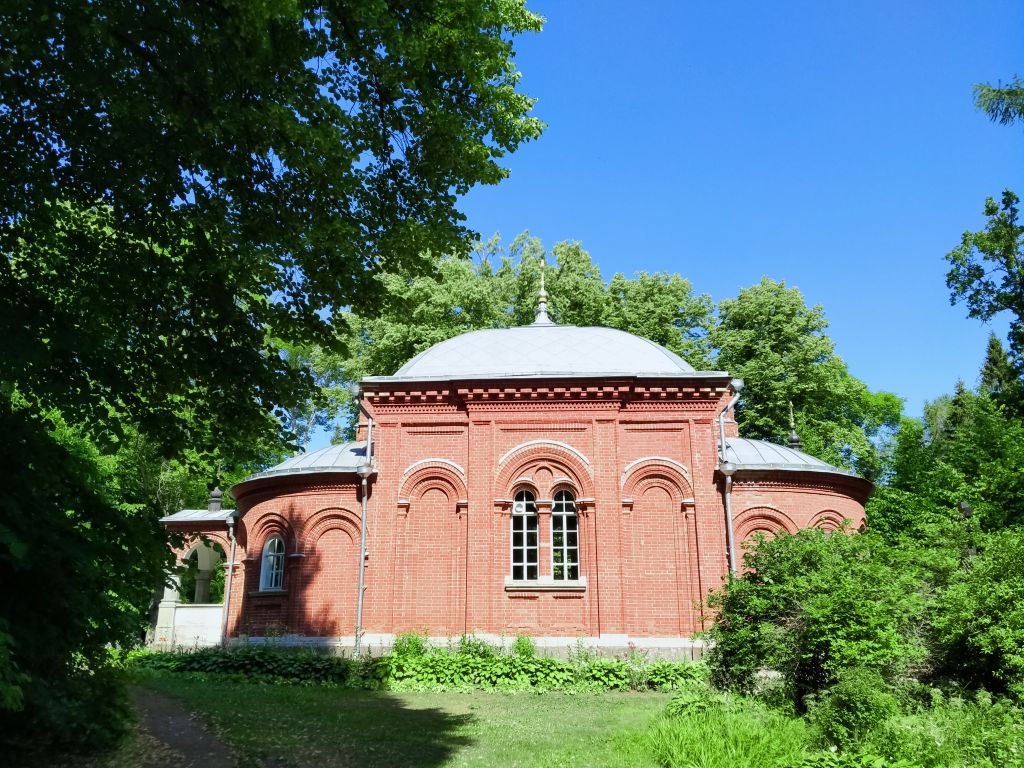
724 437 858 477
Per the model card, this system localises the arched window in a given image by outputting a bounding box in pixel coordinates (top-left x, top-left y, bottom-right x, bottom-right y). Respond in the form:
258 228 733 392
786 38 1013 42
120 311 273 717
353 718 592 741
260 536 285 591
511 490 538 581
551 490 580 580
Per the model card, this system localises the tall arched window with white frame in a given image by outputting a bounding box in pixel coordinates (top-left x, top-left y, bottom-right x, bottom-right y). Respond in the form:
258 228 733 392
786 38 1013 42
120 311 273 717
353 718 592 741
260 535 285 591
511 490 539 581
551 490 580 580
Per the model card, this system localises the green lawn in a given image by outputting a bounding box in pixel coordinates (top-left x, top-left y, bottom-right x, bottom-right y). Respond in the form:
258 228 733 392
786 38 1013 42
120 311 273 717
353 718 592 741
140 676 672 768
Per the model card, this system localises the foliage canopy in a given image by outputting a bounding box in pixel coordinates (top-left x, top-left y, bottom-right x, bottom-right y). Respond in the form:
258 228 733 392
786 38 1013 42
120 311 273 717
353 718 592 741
1 0 544 456
0 0 544 752
711 278 901 478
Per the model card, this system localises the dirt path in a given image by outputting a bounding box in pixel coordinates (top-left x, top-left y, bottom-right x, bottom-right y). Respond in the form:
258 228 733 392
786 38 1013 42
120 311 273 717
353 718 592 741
130 687 236 768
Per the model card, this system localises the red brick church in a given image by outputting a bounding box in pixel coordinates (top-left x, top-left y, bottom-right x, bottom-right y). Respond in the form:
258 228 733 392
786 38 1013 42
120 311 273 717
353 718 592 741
157 288 870 652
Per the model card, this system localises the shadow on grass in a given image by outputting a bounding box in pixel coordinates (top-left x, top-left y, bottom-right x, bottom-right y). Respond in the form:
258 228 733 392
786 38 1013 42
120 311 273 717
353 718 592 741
141 676 475 768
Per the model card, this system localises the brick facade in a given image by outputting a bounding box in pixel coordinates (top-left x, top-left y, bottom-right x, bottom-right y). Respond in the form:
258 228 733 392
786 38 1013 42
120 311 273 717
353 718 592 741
200 375 870 644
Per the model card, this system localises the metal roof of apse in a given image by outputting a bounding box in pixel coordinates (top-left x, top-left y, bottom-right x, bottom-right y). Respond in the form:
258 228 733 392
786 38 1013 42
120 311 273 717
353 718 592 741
724 437 858 477
369 325 703 382
160 508 237 525
243 441 368 482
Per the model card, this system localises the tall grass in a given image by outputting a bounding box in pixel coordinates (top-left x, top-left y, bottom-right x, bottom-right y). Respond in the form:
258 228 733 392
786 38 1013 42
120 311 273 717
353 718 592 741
861 692 1024 768
635 696 811 768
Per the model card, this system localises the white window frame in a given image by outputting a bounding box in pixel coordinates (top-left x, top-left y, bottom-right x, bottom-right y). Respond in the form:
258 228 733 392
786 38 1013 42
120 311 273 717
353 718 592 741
260 535 285 591
510 490 539 581
551 489 580 581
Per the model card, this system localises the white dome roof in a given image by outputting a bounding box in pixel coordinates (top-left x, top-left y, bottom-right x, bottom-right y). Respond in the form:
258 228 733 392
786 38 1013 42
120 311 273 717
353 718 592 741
378 324 699 381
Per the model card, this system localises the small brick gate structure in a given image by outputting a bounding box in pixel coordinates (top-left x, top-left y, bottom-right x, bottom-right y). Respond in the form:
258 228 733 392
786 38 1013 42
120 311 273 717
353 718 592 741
161 296 870 652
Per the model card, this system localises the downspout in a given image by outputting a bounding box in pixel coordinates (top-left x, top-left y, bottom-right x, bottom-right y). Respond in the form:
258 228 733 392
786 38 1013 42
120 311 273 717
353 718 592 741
717 378 744 578
718 378 743 463
221 513 237 646
353 387 376 655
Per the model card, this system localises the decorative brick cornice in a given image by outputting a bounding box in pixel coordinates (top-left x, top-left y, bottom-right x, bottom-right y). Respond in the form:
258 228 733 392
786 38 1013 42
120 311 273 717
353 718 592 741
366 389 456 406
731 472 872 502
360 378 732 415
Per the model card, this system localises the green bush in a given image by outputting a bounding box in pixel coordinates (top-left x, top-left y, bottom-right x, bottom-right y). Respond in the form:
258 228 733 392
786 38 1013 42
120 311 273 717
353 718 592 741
622 643 649 690
664 683 729 717
132 646 354 684
512 634 536 658
391 632 429 658
933 528 1024 696
646 659 706 691
793 752 918 767
3 664 134 756
707 529 931 708
582 659 629 690
863 690 1024 768
456 634 496 658
808 667 901 749
132 644 704 693
0 402 171 755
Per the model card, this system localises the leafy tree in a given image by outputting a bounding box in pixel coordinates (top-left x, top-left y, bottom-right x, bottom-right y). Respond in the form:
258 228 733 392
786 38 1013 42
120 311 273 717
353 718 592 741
974 75 1024 127
980 334 1024 414
2 1 544 456
328 236 716 438
603 272 715 369
711 278 901 478
277 342 349 451
864 418 950 540
0 1 543 751
0 398 171 751
869 380 1024 537
946 191 1024 367
934 528 1024 696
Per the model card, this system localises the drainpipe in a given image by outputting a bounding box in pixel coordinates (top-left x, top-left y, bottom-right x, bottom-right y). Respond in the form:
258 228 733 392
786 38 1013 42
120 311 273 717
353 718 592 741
221 513 237 646
719 463 738 577
353 387 376 655
717 379 744 578
718 378 744 462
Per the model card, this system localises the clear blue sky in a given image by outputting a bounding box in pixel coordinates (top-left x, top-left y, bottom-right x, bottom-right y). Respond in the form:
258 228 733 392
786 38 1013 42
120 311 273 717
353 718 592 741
459 0 1024 418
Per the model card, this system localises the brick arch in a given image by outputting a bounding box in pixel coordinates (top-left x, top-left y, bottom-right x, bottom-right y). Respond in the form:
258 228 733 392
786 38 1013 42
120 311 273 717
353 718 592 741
734 505 798 542
398 460 468 504
178 533 229 567
297 507 360 637
622 458 693 501
299 507 360 550
809 509 847 533
248 512 297 553
496 441 595 498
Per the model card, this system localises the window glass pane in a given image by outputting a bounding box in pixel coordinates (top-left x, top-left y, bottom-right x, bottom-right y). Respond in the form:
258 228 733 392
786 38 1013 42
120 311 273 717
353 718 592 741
551 492 579 581
511 490 539 580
